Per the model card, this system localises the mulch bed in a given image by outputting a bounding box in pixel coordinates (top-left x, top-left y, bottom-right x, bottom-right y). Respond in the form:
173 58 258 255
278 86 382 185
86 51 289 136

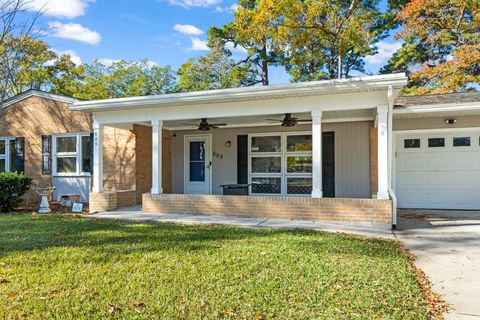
13 202 90 214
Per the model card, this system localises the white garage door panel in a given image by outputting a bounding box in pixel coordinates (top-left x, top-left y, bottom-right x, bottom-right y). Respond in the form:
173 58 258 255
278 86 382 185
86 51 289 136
396 131 480 210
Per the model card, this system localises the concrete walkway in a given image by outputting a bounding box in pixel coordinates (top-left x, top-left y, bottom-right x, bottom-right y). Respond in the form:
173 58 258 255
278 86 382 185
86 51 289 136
394 210 480 320
84 205 394 239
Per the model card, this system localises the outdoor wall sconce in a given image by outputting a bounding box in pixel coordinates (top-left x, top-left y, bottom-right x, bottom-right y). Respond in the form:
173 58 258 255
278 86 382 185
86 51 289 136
225 140 232 148
445 119 457 125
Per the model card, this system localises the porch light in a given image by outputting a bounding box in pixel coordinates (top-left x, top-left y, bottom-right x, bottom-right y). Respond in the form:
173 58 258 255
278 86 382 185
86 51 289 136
445 119 457 125
225 140 231 148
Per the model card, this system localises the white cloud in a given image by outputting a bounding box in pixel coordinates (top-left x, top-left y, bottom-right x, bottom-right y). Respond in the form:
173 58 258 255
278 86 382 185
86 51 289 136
190 37 209 51
49 21 101 45
173 24 204 36
53 49 82 65
145 60 158 68
167 0 222 8
215 3 238 12
225 41 247 54
97 58 120 66
24 0 93 19
97 58 158 69
365 41 402 65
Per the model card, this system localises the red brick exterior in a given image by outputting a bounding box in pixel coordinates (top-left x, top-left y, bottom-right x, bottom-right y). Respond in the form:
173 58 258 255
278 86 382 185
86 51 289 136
142 193 393 229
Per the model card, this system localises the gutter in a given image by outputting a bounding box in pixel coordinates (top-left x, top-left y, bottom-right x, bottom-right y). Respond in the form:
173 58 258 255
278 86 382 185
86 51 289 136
387 85 397 228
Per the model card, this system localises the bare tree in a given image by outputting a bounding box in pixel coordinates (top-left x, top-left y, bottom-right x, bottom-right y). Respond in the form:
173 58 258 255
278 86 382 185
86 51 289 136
0 0 44 102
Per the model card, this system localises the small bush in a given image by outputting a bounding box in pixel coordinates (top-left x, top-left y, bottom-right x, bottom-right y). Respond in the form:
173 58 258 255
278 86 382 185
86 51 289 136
0 172 32 212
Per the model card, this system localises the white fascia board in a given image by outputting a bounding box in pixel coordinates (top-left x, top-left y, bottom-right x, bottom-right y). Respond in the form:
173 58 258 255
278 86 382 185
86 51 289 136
394 102 480 114
1 90 78 108
72 74 407 113
92 91 387 125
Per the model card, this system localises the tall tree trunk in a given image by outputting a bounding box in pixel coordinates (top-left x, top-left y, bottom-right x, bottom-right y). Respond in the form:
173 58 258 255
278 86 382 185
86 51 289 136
329 57 336 79
261 38 269 86
338 54 342 79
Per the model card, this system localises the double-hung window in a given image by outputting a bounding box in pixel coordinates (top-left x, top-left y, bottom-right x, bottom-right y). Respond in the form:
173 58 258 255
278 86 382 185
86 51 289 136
248 132 313 196
0 137 24 173
285 134 313 195
249 135 282 195
53 133 92 176
0 138 10 172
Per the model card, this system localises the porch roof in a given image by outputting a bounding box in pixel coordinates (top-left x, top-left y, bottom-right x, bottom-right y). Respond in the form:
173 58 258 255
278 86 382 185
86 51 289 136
70 73 407 113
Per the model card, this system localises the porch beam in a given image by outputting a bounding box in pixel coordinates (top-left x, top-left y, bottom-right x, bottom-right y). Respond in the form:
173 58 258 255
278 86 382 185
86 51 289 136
377 105 389 199
311 110 323 198
92 121 104 193
151 120 163 194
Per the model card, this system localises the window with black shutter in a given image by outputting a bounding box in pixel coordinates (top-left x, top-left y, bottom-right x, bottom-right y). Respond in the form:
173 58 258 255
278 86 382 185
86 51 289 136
89 132 94 174
42 135 52 174
14 137 25 173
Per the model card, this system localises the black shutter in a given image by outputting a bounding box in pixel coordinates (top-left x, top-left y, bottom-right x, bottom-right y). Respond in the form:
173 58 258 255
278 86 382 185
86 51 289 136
42 135 52 175
89 132 94 174
237 135 248 184
322 132 335 197
14 137 25 173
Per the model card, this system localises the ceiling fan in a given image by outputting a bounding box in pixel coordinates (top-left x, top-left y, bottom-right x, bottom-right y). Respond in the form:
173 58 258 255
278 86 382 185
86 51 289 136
266 113 311 127
182 118 227 131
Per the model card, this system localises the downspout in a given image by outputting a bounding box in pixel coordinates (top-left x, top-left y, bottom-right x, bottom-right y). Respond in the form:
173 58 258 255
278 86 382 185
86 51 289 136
387 85 397 228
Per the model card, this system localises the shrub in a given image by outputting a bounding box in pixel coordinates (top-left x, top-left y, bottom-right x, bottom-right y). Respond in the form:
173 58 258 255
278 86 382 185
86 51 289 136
0 172 32 212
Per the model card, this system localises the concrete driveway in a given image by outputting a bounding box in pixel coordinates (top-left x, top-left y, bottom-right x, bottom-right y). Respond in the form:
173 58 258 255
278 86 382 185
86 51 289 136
394 210 480 320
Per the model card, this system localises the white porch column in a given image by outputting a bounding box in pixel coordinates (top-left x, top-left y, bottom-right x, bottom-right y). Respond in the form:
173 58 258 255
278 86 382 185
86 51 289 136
92 121 104 192
311 110 323 198
151 120 163 194
377 105 389 199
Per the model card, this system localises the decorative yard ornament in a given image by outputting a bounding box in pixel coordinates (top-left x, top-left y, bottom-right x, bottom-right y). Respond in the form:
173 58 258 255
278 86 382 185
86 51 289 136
33 187 55 213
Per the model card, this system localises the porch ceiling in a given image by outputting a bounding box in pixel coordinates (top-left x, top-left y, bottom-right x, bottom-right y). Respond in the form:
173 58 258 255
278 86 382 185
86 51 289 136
127 109 376 130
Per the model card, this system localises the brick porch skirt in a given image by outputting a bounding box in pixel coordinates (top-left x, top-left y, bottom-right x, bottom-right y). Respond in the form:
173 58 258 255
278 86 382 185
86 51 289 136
142 193 392 229
90 190 137 213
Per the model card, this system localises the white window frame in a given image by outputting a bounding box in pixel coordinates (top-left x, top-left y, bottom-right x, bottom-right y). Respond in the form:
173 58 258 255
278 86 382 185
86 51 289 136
248 131 313 197
52 132 91 177
0 137 15 172
285 132 313 196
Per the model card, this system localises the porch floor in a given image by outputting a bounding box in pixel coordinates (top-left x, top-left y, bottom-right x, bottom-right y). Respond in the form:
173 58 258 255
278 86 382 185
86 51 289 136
84 205 394 239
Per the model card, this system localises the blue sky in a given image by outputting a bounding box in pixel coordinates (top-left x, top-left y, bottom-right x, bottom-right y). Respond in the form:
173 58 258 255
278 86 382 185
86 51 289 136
26 0 402 84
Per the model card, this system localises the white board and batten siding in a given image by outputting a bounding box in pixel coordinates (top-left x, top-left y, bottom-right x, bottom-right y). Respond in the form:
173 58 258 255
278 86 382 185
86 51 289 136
395 130 480 210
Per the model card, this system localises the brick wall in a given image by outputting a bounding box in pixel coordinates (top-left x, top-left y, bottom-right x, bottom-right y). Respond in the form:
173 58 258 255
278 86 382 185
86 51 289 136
103 126 137 192
0 96 92 202
0 95 144 204
143 194 393 229
90 190 136 213
370 126 378 196
133 125 172 203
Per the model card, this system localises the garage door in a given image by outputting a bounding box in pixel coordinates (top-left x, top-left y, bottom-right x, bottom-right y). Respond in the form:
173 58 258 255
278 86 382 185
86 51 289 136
396 131 480 209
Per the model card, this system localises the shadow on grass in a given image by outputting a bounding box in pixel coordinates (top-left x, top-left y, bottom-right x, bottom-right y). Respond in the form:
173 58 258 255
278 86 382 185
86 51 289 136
0 213 397 260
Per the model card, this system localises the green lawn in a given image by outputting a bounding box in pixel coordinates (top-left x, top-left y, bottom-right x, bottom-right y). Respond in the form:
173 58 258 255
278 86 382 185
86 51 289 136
0 214 428 319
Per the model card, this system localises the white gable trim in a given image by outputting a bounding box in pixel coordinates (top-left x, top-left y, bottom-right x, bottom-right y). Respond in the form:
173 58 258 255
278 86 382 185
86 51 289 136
1 90 79 108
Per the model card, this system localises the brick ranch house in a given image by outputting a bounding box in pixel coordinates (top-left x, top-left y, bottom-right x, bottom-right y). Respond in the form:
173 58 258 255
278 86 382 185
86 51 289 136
0 90 170 205
2 74 479 228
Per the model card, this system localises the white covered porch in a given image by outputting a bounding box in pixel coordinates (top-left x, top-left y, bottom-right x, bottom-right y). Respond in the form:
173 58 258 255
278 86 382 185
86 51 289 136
72 74 407 227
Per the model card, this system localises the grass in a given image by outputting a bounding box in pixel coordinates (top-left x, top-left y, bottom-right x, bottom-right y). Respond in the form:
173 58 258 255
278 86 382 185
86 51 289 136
0 214 429 319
